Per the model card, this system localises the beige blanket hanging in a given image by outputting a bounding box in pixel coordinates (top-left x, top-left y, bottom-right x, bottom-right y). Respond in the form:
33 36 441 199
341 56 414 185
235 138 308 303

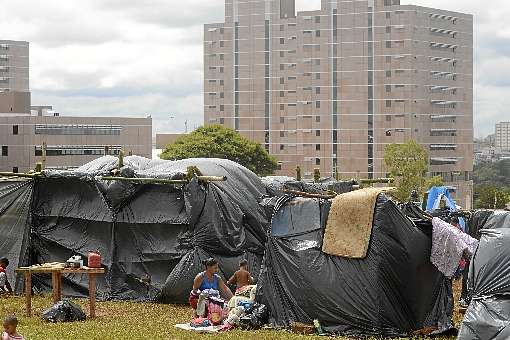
322 187 391 259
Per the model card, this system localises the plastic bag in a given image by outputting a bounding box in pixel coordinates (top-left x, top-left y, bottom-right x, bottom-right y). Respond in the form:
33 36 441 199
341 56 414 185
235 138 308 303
238 303 269 329
42 300 86 323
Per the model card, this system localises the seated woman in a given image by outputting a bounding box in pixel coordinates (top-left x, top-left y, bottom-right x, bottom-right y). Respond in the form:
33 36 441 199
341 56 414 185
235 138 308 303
189 258 233 318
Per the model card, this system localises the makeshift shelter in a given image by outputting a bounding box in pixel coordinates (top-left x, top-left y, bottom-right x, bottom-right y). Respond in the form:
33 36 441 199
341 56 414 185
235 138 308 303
0 156 270 302
458 210 510 340
257 192 454 337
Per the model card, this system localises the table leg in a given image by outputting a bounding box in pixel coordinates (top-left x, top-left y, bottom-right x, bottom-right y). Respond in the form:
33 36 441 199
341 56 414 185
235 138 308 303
51 271 62 303
88 273 96 318
24 272 32 317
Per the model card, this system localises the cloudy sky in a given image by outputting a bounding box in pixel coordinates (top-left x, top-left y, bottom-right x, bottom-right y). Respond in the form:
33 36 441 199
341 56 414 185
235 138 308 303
0 0 506 137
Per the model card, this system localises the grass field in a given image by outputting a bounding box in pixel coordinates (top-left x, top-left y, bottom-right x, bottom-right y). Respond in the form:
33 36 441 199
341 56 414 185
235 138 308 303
0 281 464 340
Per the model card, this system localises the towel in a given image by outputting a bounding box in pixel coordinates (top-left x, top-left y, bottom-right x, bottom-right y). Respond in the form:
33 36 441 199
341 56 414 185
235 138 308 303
322 187 389 259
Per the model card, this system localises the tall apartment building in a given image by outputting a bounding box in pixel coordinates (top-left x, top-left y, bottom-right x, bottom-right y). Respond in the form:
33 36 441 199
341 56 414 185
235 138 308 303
0 40 30 113
495 122 510 151
204 0 474 207
0 40 152 172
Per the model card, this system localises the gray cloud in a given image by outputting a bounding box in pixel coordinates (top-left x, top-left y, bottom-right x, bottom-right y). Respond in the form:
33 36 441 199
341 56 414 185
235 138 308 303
0 0 507 139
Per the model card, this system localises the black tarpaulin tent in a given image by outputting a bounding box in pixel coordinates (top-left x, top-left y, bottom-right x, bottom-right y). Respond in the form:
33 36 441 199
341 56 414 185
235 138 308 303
256 194 454 337
0 180 32 291
458 210 510 340
0 156 270 302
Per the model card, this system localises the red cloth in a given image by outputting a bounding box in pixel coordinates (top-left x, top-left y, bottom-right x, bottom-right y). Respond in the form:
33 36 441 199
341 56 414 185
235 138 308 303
189 291 199 310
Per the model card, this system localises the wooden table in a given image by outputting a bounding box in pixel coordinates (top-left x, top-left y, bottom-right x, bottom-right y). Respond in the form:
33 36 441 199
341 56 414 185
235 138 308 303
16 266 105 318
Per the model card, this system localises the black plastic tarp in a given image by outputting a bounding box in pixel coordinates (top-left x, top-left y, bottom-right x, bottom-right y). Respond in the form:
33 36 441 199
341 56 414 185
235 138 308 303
2 156 270 302
458 210 510 340
0 180 32 291
257 194 454 337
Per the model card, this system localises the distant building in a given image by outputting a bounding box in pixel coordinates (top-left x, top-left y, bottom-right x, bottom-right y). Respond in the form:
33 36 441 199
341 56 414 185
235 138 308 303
204 0 474 208
0 40 152 173
155 133 185 149
0 40 30 113
0 109 152 172
496 122 510 151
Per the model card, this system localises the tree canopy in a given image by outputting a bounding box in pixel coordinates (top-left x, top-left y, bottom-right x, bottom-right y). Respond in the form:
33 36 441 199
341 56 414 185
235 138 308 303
384 140 443 202
160 125 278 176
473 160 510 209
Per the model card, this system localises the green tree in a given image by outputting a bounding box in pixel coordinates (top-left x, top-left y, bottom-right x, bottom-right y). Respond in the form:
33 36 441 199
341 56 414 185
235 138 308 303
384 140 444 202
474 185 510 209
160 125 278 176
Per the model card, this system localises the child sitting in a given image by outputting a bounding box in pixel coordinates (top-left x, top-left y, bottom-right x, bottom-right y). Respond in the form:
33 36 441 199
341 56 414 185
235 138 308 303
2 315 24 340
0 258 12 294
227 259 253 292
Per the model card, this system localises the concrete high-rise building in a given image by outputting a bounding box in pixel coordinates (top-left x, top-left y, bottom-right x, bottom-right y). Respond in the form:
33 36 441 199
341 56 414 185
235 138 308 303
0 40 30 113
204 0 474 207
0 40 152 172
495 122 510 151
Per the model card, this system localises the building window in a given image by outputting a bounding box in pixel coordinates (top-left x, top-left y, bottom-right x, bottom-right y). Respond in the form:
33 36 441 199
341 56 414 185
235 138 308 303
386 26 391 33
384 0 392 5
316 144 321 151
315 16 321 24
1 146 8 156
316 101 321 109
35 124 122 136
219 118 225 124
385 85 391 92
219 67 224 73
12 167 18 173
386 41 392 48
12 125 18 135
219 54 224 60
220 105 224 111
386 70 391 77
220 28 224 34
386 12 391 19
280 145 285 151
280 38 285 45
220 41 224 47
316 30 321 38
386 56 392 63
280 24 285 31
280 104 285 110
280 77 285 84
280 64 285 70
280 91 285 97
280 51 285 57
280 117 285 123
315 87 321 94
316 130 321 137
386 100 392 107
315 73 321 80
386 115 392 122
280 131 285 137
315 59 321 66
316 116 321 123
316 158 321 165
220 92 224 98
220 80 224 86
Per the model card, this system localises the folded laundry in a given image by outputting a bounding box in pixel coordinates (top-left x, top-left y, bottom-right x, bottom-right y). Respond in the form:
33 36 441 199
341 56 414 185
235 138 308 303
431 217 478 278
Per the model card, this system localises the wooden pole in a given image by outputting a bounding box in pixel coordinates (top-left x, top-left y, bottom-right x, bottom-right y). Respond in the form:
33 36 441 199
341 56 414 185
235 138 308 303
283 189 337 200
97 176 227 185
296 166 301 181
89 273 96 318
0 172 41 178
24 272 32 317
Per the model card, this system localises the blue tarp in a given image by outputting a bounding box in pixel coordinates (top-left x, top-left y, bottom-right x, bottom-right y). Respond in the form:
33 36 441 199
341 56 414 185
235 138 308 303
427 186 465 231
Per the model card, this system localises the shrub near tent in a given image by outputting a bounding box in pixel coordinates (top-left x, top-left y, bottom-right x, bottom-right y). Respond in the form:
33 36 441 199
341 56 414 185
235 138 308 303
160 125 278 177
